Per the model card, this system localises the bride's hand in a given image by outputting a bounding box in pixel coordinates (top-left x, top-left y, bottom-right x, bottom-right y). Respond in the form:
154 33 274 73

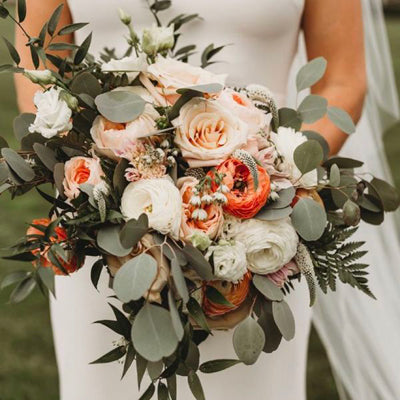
302 0 367 155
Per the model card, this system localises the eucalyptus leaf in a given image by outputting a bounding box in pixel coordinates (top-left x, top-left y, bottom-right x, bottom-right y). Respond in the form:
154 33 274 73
90 259 103 290
48 4 64 36
3 37 20 65
139 383 155 400
33 143 58 171
158 382 169 400
188 371 205 400
38 266 55 296
181 244 214 280
113 254 158 303
176 83 223 95
331 175 357 208
90 346 126 364
302 130 330 160
199 359 241 373
0 162 8 184
147 360 163 380
97 224 133 257
323 157 363 169
329 164 340 187
53 163 65 196
253 274 284 301
168 290 184 340
13 113 35 141
74 32 92 65
71 72 101 98
370 177 400 212
0 270 29 290
277 108 302 131
297 95 328 123
291 197 327 241
131 303 179 362
257 299 283 353
268 186 296 209
358 194 382 213
136 354 148 389
233 317 265 365
272 300 295 341
17 0 27 22
327 106 356 134
0 135 8 149
1 148 35 181
187 297 211 333
296 57 327 92
10 276 36 303
293 140 324 175
255 205 293 221
58 22 89 36
171 257 189 304
122 344 136 379
119 214 149 248
95 90 146 123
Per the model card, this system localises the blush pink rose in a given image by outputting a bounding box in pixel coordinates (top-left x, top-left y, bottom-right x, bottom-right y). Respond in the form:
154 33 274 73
63 156 105 199
177 176 224 240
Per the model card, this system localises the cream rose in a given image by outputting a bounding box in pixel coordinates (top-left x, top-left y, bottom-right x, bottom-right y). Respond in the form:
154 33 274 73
173 98 248 167
216 88 268 137
178 176 224 240
270 127 318 188
90 104 159 160
101 54 148 82
29 87 72 139
120 177 182 238
63 156 105 200
206 240 248 283
234 218 299 274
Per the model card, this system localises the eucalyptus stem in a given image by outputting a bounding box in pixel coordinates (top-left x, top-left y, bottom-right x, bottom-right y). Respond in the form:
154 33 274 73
7 12 30 40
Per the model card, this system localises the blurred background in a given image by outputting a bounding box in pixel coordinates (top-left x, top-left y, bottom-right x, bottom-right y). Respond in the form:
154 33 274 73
0 2 400 399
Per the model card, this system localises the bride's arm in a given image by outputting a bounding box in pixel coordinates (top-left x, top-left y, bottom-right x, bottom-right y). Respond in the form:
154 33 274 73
14 0 74 113
302 0 367 155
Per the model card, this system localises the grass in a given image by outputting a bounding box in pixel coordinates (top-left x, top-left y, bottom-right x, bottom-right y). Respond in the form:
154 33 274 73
1 12 400 400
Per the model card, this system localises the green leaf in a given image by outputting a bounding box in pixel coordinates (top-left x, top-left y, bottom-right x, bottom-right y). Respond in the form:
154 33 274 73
151 0 172 11
168 91 200 120
323 157 363 169
253 274 284 301
113 158 129 196
296 57 327 92
291 197 327 241
188 371 205 400
233 317 265 365
17 0 27 23
168 290 184 340
47 43 78 51
257 299 283 353
113 254 158 303
199 359 241 373
10 276 36 303
0 135 8 149
148 360 163 380
48 4 64 36
157 382 169 400
3 37 20 65
71 72 101 98
370 177 400 212
0 5 9 19
74 32 92 65
329 164 340 187
33 143 58 171
3 252 36 261
0 162 8 184
277 108 302 131
302 130 330 160
1 148 35 181
255 205 292 221
167 375 177 400
176 83 224 95
272 300 295 341
38 266 55 296
119 214 149 248
13 113 35 141
205 286 234 308
139 383 155 400
1 271 29 290
95 90 146 123
293 140 324 175
90 259 103 290
122 343 136 379
131 303 179 362
331 175 357 208
53 162 65 196
171 257 189 304
181 244 214 281
297 95 327 124
268 187 296 209
58 22 89 36
327 106 356 134
136 354 148 389
97 224 133 257
343 199 361 226
90 346 126 364
187 297 211 333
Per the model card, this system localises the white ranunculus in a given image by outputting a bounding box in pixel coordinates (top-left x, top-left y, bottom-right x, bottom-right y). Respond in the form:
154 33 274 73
120 177 182 238
270 127 318 188
101 54 148 82
206 240 248 283
235 218 299 274
142 25 175 56
24 69 56 85
29 87 72 138
173 98 248 167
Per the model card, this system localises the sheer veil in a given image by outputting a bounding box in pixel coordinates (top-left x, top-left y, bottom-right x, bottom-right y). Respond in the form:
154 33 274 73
310 1 400 399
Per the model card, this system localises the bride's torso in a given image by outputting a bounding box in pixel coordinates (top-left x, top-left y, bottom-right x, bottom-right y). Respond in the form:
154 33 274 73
67 0 304 105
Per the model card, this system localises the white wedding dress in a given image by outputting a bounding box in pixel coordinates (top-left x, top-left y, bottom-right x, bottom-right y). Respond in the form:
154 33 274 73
50 0 400 399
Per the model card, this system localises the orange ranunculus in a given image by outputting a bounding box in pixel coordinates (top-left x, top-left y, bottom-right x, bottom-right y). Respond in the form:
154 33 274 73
291 188 324 209
178 176 223 240
202 272 252 317
211 158 271 219
27 218 80 276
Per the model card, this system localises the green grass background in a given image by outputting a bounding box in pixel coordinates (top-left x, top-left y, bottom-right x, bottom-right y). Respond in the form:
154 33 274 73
0 13 400 400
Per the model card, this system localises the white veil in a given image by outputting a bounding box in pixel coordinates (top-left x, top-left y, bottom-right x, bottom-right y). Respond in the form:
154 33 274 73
310 1 400 399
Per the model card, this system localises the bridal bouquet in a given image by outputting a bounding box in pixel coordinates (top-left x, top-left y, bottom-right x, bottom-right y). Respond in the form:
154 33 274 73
1 1 399 399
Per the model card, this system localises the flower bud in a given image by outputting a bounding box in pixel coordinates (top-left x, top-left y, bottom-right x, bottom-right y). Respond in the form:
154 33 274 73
189 231 212 251
24 69 56 85
142 25 175 56
59 90 79 111
118 8 131 25
343 199 361 226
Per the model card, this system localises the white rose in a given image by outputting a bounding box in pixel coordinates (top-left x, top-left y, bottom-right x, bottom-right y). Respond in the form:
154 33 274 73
235 218 299 274
120 178 182 238
270 127 318 188
142 25 175 56
29 87 72 138
206 240 248 283
24 69 55 85
101 54 148 82
173 98 248 167
147 56 227 94
216 88 268 137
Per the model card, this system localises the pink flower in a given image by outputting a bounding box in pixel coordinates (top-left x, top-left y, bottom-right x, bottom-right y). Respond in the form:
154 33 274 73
267 261 300 288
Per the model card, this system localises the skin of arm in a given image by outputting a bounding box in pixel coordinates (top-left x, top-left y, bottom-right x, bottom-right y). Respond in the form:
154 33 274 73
14 0 73 113
302 0 367 155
